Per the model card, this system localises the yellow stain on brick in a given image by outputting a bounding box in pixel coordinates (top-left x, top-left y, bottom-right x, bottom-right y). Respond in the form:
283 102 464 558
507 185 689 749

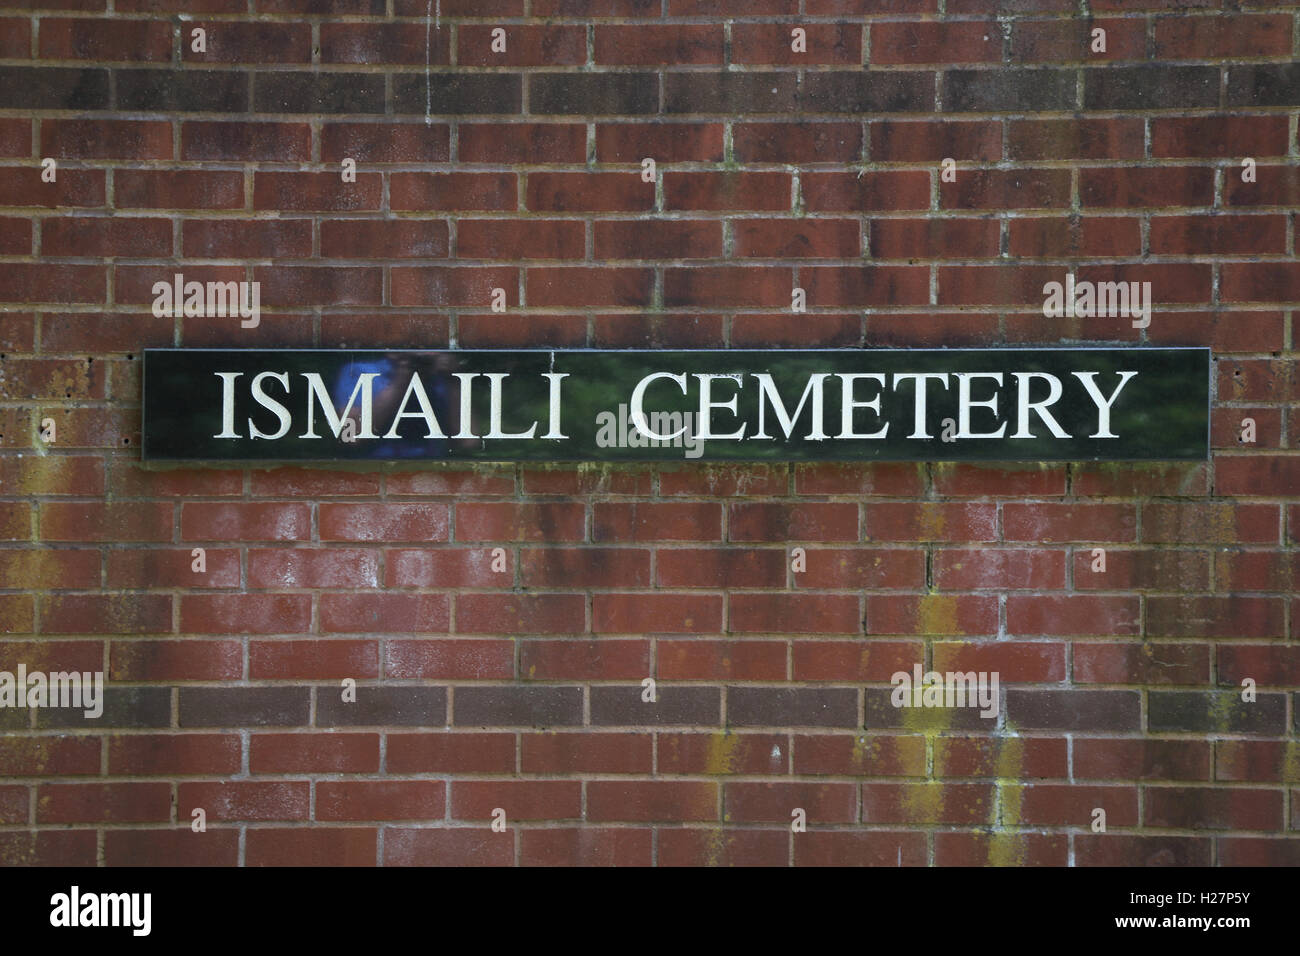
705 731 741 777
850 734 880 773
0 597 32 633
917 503 946 540
1281 741 1300 785
918 594 960 636
989 737 1028 867
44 363 91 402
10 457 59 494
1207 504 1237 544
898 781 949 825
101 592 149 635
703 732 742 866
1208 691 1239 733
898 697 961 735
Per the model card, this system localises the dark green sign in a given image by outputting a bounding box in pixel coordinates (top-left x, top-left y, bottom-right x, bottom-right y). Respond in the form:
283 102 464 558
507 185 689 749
142 348 1209 462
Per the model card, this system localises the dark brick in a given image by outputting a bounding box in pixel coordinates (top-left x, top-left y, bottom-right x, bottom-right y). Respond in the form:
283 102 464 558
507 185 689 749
35 687 170 729
800 71 935 114
863 687 989 731
454 686 584 727
1006 690 1141 732
1227 65 1300 107
316 686 448 727
1149 692 1286 735
180 687 311 728
115 70 248 112
530 73 658 115
0 68 109 110
943 69 1075 112
727 687 857 728
590 686 721 726
1084 66 1219 110
254 72 386 114
664 72 798 114
392 73 523 115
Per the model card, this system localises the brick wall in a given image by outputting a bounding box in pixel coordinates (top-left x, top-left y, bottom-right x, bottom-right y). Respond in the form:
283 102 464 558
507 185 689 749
1 0 1298 867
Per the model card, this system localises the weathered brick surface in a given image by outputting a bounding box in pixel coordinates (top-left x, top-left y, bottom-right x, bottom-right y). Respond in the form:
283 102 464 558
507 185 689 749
0 1 1296 867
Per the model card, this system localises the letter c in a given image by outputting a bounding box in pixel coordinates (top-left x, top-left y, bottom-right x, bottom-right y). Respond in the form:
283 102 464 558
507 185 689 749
629 372 688 441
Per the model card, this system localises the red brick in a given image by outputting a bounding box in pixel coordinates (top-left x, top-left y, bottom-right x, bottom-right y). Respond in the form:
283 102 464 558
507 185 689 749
320 23 448 65
187 21 312 62
1074 643 1209 684
593 593 722 634
865 503 997 542
180 782 310 821
521 828 652 866
391 173 517 211
596 123 724 163
587 781 718 822
43 120 171 160
322 122 449 162
873 21 999 64
383 828 512 867
388 733 516 774
665 172 792 211
792 641 919 682
250 640 378 679
733 23 859 64
732 593 860 634
730 502 859 542
803 171 929 211
108 735 239 775
110 640 241 681
1009 216 1142 258
733 218 861 257
1008 119 1144 160
1007 595 1141 636
246 828 376 867
460 123 586 164
522 639 647 680
734 123 862 164
799 547 928 590
181 594 312 635
251 734 379 773
40 18 171 61
37 782 170 823
521 732 651 775
457 593 585 634
935 736 1067 779
1155 14 1292 58
596 24 723 64
594 220 722 259
386 640 514 679
117 169 244 209
527 173 654 212
321 503 449 542
658 641 787 681
320 593 450 634
459 24 586 66
183 503 311 542
317 781 445 821
1003 503 1136 542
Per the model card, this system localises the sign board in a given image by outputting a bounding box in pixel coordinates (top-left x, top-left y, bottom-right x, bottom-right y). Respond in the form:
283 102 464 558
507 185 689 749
142 347 1210 462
